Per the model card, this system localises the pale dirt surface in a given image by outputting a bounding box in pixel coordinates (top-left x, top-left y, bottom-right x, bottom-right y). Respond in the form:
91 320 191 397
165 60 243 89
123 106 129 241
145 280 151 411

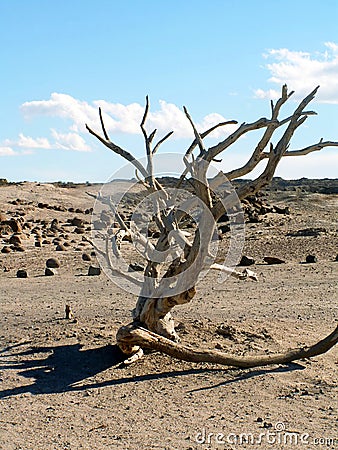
0 182 337 450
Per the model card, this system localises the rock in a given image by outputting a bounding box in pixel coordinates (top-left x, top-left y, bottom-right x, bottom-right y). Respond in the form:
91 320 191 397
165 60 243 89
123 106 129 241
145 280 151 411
11 245 25 252
82 253 91 261
238 255 255 266
273 205 290 215
16 269 28 278
46 258 60 268
55 244 66 251
264 256 285 265
128 262 144 272
71 217 83 227
9 234 22 246
45 267 57 276
74 227 85 234
305 254 317 263
218 224 230 234
42 239 51 245
1 246 11 253
88 266 101 276
65 304 73 319
335 255 338 262
35 240 42 247
6 219 22 233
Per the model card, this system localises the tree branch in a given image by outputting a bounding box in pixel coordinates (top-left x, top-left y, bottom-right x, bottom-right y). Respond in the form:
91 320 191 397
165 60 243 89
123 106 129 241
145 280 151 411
116 323 338 368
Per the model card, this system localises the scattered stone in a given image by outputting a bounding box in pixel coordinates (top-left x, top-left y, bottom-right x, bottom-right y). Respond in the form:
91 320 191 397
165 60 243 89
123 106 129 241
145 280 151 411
50 218 59 230
16 269 28 278
273 205 290 215
264 256 285 265
74 227 85 234
42 239 51 245
45 267 57 276
56 244 66 251
1 246 11 253
218 224 230 234
305 255 317 263
46 258 60 268
335 255 338 262
128 262 144 272
65 304 73 319
71 217 83 227
88 266 101 276
63 241 71 247
6 219 22 233
35 240 42 247
82 253 91 261
11 245 25 252
9 234 22 246
238 255 255 266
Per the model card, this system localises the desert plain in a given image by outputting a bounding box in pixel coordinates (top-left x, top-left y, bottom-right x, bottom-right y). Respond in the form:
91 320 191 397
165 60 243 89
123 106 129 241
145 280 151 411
0 178 337 450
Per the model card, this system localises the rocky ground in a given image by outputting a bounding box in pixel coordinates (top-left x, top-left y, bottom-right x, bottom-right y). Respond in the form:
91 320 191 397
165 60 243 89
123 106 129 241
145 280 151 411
0 179 337 450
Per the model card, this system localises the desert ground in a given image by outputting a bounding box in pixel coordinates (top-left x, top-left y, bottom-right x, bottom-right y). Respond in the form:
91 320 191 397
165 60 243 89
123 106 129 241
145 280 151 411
0 179 337 450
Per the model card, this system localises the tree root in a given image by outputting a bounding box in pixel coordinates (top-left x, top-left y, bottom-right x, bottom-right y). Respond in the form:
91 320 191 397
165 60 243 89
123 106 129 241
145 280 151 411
116 323 338 368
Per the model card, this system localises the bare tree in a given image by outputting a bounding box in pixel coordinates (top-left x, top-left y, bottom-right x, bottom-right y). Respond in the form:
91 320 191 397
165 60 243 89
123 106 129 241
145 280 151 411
86 85 338 367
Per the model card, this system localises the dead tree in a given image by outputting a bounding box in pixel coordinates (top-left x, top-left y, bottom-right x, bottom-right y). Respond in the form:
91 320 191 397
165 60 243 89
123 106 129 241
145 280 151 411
86 85 338 367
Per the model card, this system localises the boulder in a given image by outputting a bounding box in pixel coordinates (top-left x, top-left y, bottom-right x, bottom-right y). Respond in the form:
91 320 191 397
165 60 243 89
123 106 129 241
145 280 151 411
9 234 22 246
46 258 60 268
305 255 317 263
238 255 255 266
88 266 101 276
16 269 28 278
45 267 57 276
71 217 83 227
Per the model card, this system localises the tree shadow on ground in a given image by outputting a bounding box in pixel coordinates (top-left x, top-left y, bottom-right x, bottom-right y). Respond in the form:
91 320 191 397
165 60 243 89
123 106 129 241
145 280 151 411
0 342 304 398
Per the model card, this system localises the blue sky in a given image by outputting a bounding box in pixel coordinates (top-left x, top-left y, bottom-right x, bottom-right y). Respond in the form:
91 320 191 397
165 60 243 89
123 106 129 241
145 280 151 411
0 0 337 182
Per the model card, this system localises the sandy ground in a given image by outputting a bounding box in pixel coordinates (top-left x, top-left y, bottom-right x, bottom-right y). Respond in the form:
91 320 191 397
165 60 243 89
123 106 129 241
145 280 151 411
0 181 337 450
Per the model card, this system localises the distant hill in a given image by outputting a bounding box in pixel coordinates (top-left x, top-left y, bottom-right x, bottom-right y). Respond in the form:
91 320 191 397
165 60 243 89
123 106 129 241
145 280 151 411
1 177 337 194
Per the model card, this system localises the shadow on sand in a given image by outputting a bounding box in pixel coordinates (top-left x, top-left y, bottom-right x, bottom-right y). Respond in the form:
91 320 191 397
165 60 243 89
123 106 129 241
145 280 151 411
0 342 305 398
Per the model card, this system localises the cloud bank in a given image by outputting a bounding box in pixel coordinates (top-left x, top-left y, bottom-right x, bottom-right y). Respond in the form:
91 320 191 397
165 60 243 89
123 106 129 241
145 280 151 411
255 42 338 103
0 94 237 156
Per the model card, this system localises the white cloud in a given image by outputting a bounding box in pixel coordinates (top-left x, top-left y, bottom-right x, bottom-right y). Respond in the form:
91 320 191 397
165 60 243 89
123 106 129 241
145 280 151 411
51 129 91 152
20 93 238 140
17 133 52 149
0 146 16 156
255 42 338 103
21 93 98 134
